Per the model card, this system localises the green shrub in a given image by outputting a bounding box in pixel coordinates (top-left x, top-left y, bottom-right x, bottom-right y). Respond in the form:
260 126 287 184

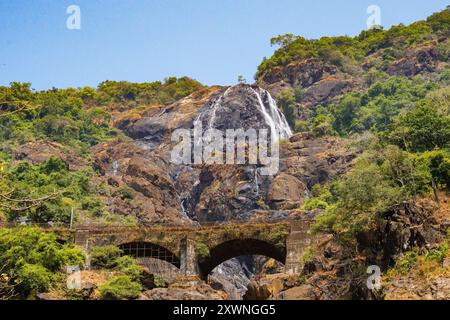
0 227 85 299
301 247 315 263
397 251 418 274
387 103 450 152
16 264 53 298
99 275 142 300
302 198 329 210
90 246 123 269
269 229 289 249
113 187 135 201
426 243 449 264
195 242 210 262
115 256 141 280
153 274 167 288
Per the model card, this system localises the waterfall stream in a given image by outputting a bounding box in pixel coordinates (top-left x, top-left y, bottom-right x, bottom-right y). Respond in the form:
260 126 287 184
196 84 293 142
249 86 293 142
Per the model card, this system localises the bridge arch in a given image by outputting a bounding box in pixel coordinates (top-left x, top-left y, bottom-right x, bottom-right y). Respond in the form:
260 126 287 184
119 241 181 269
198 238 286 278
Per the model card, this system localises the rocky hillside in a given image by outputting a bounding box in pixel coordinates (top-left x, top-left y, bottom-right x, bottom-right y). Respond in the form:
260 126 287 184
0 8 449 300
257 9 449 134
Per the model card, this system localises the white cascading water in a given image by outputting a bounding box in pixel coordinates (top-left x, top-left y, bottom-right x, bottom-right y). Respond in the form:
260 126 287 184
196 85 293 143
249 86 293 142
266 89 293 139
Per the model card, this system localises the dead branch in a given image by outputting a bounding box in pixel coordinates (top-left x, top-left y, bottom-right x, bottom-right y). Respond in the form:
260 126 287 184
0 100 37 118
0 190 61 212
0 263 19 300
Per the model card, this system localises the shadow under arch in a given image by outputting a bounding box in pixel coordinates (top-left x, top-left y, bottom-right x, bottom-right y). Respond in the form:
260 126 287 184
119 242 181 269
199 238 286 279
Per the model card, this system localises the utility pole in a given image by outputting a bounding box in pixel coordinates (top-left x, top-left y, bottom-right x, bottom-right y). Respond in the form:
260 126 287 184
70 207 74 229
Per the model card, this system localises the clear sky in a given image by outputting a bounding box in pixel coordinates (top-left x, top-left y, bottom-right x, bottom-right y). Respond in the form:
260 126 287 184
0 0 447 90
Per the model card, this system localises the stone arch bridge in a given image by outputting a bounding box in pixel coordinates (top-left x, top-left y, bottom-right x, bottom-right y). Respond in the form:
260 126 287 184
71 220 314 279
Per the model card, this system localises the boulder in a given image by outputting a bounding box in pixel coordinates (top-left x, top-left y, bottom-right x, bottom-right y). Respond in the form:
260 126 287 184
268 173 306 209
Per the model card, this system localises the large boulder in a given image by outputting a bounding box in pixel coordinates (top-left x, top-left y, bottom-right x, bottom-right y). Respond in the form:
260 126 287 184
268 173 306 209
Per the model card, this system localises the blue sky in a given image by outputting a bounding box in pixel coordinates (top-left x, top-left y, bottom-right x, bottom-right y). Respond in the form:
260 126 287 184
0 0 446 90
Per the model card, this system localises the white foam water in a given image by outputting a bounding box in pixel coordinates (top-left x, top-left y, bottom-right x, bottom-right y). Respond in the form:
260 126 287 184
248 86 293 142
196 84 293 143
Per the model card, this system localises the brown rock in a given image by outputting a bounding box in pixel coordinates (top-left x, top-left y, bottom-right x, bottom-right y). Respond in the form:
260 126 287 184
139 281 227 300
244 275 286 300
385 44 440 77
278 285 317 300
268 173 306 209
13 141 87 171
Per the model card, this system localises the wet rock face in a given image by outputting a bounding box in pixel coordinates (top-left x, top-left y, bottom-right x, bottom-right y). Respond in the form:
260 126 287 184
208 257 255 300
92 84 314 224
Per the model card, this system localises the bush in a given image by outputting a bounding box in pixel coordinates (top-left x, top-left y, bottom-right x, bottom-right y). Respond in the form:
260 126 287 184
426 243 449 264
115 256 141 280
99 275 142 300
396 251 418 274
301 247 315 263
153 274 167 288
276 89 296 128
195 242 210 262
302 198 328 210
0 227 84 299
387 103 450 152
312 159 404 239
90 246 123 269
113 187 135 201
16 264 52 298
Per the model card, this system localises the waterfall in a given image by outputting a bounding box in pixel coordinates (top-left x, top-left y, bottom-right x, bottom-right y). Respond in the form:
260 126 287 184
195 84 293 143
266 90 293 139
254 167 259 195
206 87 232 131
112 160 119 176
180 199 189 220
249 87 293 142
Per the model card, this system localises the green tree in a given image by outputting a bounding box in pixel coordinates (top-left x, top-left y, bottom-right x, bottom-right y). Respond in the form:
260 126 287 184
388 104 450 152
276 89 296 128
0 227 84 299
